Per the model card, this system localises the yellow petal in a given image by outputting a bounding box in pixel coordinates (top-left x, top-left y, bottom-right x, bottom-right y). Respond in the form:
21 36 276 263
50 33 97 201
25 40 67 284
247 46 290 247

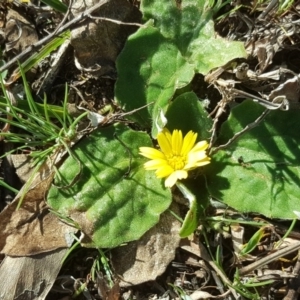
187 151 208 163
162 128 172 143
139 147 165 160
185 157 210 170
144 159 168 170
171 130 183 155
165 173 178 187
190 140 208 153
165 170 188 187
194 159 210 167
181 131 197 156
155 165 174 178
157 130 172 155
175 170 188 179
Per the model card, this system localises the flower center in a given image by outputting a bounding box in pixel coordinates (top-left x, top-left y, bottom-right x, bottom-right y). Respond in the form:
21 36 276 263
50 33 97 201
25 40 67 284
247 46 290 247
167 155 186 170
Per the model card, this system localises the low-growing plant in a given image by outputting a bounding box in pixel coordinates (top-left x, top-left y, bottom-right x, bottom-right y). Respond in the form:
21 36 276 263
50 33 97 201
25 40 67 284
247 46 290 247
0 67 88 206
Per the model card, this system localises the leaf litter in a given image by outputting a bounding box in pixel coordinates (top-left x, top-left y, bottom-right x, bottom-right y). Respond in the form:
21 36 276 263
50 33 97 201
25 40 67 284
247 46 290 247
1 0 300 299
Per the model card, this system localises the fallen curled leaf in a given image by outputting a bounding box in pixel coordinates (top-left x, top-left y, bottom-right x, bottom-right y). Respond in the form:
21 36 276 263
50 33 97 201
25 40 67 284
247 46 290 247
0 164 76 256
268 75 300 107
111 203 181 287
0 162 77 299
5 9 38 53
189 290 218 300
0 249 68 300
96 272 120 300
11 154 34 183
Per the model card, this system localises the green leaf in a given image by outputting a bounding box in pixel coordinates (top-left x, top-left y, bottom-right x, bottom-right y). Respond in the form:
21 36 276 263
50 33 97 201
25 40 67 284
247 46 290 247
240 228 264 256
115 25 194 136
115 0 246 138
166 92 213 140
206 100 300 219
141 0 246 74
47 124 172 248
177 177 209 237
165 92 212 236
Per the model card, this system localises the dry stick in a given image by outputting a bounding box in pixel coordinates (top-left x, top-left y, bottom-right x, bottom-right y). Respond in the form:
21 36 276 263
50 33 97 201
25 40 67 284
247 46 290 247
199 242 240 299
258 0 278 20
239 241 300 276
116 102 154 118
87 14 144 27
211 109 270 155
51 0 73 37
283 250 300 300
208 99 227 152
0 0 111 74
232 88 284 110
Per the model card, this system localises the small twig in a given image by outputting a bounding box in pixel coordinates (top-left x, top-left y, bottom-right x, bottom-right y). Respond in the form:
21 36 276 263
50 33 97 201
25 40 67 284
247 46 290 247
232 88 288 110
199 242 240 299
101 102 154 125
239 241 300 276
51 0 73 37
283 250 300 300
258 0 278 20
87 15 144 27
210 109 270 155
117 102 154 118
0 0 110 74
0 88 17 141
208 99 227 151
69 84 87 105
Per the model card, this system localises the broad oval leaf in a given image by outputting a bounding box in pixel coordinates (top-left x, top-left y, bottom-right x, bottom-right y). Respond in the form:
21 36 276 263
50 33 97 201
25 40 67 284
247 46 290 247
166 92 213 140
207 100 300 219
47 124 172 248
115 24 194 137
141 0 247 74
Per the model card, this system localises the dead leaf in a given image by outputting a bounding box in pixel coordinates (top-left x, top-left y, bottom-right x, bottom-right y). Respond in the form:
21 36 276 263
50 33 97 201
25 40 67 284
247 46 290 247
0 164 77 256
4 9 38 53
269 75 300 107
0 248 68 300
96 272 120 300
111 203 181 287
11 154 33 183
189 291 217 300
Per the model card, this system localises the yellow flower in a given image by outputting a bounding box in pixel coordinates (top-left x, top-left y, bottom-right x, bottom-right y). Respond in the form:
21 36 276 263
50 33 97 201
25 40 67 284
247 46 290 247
139 129 210 187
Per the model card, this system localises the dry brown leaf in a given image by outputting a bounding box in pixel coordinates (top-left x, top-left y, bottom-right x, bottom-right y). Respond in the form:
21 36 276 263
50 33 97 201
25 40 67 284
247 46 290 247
0 248 68 300
0 164 76 256
5 8 38 53
96 272 120 300
269 76 300 106
11 154 33 183
189 290 216 300
111 203 181 287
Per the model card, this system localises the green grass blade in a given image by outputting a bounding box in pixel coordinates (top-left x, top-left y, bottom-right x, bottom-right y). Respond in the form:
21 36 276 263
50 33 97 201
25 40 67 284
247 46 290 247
10 30 70 81
0 179 18 194
40 0 68 13
19 64 40 115
0 96 66 119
